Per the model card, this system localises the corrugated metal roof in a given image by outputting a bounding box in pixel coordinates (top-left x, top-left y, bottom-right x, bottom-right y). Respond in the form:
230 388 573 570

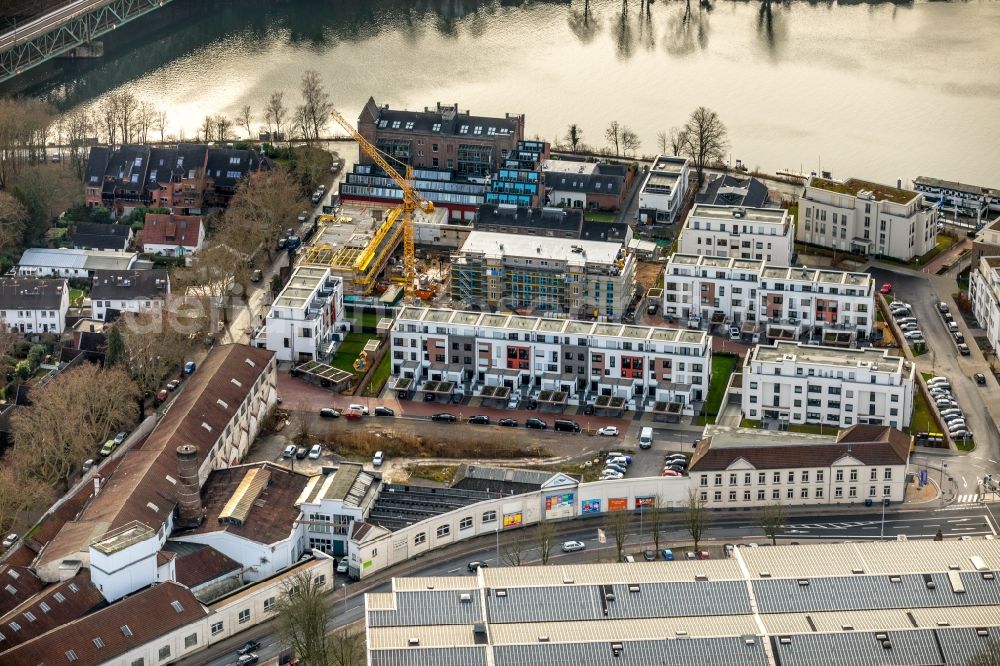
762 606 1000 635
370 646 488 666
488 616 759 645
770 629 941 666
369 590 483 628
492 637 768 666
483 560 745 589
218 467 271 524
369 625 479 649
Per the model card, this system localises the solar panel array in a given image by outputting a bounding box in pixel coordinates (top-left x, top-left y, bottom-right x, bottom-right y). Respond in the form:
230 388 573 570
370 647 488 666
753 571 1000 614
770 630 943 666
368 590 483 627
492 636 769 666
486 581 751 624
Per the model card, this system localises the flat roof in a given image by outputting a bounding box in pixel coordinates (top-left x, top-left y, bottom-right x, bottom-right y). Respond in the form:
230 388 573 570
273 266 334 310
394 307 707 346
668 254 870 287
457 231 623 266
751 341 904 371
809 177 918 205
689 204 788 225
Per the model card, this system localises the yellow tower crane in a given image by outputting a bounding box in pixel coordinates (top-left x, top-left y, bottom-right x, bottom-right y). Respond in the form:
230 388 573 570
329 108 434 302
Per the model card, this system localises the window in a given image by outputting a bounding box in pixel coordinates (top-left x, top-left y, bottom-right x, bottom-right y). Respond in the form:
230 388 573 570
787 471 795 483
729 473 737 485
264 596 276 612
758 490 765 500
801 471 809 483
870 468 878 481
816 470 824 482
744 491 751 501
787 488 794 499
772 489 780 500
884 468 893 480
714 474 723 486
132 659 145 666
184 633 198 648
171 600 185 613
211 621 224 636
729 491 737 501
159 645 171 661
849 487 858 498
459 516 473 530
67 650 79 662
849 469 858 481
714 491 722 501
835 470 844 482
869 486 877 497
816 488 824 499
700 475 708 487
744 473 751 485
835 487 843 498
238 609 251 624
121 625 132 636
883 486 891 497
482 510 497 523
436 524 450 538
758 472 766 484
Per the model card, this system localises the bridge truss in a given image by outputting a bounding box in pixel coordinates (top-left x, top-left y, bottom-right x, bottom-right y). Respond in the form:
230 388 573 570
0 0 173 84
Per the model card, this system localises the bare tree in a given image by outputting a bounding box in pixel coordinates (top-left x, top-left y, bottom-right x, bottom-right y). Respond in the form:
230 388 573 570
500 530 527 566
274 571 331 666
265 91 288 141
0 466 54 539
756 502 786 546
213 114 234 143
329 628 365 666
536 520 556 565
292 145 333 192
680 106 729 184
115 312 194 417
621 127 641 157
97 95 119 145
200 115 214 143
220 169 308 263
647 495 665 551
668 126 690 156
11 164 84 224
10 364 139 489
111 91 139 145
152 110 168 143
565 124 583 152
239 105 254 140
300 70 333 141
606 509 631 562
0 97 56 187
605 120 622 156
657 130 669 155
0 191 27 252
684 488 709 552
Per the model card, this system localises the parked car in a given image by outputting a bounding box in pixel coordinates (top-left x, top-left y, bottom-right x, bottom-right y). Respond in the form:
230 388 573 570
337 557 350 574
604 463 627 474
237 641 262 656
606 455 631 466
295 446 308 459
939 408 962 417
311 190 323 203
308 444 322 460
554 419 581 432
468 415 490 425
895 317 917 325
344 409 364 420
498 418 518 427
601 470 625 480
114 431 129 445
236 654 259 666
597 426 619 437
432 413 457 422
958 343 971 355
319 408 341 418
660 469 682 477
583 404 595 415
561 540 586 553
951 430 970 440
282 445 297 459
2 534 17 549
372 451 384 467
155 388 169 403
82 458 95 473
348 404 369 415
467 561 488 572
643 549 657 561
880 282 893 294
661 548 674 561
938 302 950 313
183 361 196 374
298 210 309 222
899 322 919 332
374 406 395 416
975 373 987 386
928 376 951 385
954 332 965 343
525 417 547 430
647 303 659 315
99 439 117 457
250 269 263 283
729 326 741 340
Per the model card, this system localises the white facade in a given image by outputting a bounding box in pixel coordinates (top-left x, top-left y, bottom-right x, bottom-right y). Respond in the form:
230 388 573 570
637 155 689 224
297 464 378 559
172 527 305 583
741 341 915 429
261 266 345 362
797 176 936 261
16 247 138 278
970 255 1000 351
677 204 795 265
663 254 875 341
90 272 170 321
90 522 161 603
0 278 70 335
391 306 711 412
689 426 909 509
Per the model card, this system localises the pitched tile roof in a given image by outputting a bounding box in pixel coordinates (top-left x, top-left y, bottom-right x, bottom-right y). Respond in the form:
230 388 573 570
690 425 911 472
0 581 207 666
90 269 169 301
174 546 241 589
0 566 46 617
180 462 308 546
36 345 275 578
0 570 106 650
141 214 203 249
0 277 66 311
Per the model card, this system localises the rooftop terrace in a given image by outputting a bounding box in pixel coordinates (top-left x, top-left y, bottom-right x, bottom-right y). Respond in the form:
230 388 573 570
809 177 918 205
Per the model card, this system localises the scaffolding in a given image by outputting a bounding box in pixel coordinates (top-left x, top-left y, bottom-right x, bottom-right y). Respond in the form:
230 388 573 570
301 210 403 293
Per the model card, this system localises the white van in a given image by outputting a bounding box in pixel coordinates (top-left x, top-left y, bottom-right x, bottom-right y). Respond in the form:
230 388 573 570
372 451 384 467
639 427 654 450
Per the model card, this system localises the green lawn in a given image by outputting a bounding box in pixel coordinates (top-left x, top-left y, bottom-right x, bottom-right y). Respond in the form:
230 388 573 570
329 333 379 374
584 212 617 223
908 373 935 434
69 288 85 306
363 351 392 397
698 353 738 424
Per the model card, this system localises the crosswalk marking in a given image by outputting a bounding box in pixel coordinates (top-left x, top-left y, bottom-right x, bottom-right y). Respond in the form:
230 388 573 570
955 494 980 504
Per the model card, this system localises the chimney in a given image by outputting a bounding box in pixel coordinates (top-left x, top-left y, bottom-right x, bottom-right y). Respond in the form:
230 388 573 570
175 444 203 526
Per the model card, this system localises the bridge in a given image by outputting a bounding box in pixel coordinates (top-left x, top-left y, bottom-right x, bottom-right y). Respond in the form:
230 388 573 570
0 0 174 84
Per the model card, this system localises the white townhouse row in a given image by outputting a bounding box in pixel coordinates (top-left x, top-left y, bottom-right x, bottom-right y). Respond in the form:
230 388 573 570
254 265 346 363
741 341 915 430
0 277 70 335
677 203 795 266
690 424 910 508
662 254 875 342
797 176 936 261
970 255 1000 352
390 306 712 413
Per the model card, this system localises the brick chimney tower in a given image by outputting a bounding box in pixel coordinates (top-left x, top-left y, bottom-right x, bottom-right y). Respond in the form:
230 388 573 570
175 444 203 527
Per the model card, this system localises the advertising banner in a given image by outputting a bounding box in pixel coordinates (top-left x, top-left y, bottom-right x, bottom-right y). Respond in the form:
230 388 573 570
635 496 656 509
502 512 523 528
608 497 628 511
544 492 575 519
581 498 602 514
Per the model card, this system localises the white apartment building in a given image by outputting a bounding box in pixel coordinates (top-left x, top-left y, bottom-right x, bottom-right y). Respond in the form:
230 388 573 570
297 463 379 561
797 176 936 261
663 254 875 343
89 269 170 321
0 277 69 334
970 255 1000 351
451 231 636 320
259 265 345 362
390 306 711 413
690 424 910 508
637 155 690 224
677 204 795 265
741 341 915 430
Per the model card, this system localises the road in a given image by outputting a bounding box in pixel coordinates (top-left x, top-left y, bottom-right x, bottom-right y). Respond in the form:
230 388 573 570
0 0 109 49
866 263 1000 501
180 502 998 666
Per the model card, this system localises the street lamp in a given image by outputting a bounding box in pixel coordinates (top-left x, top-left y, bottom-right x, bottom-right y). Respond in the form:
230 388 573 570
941 463 948 495
880 497 889 541
342 583 348 614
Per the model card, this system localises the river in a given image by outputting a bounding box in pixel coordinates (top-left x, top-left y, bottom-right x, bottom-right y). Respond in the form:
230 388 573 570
4 0 999 185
